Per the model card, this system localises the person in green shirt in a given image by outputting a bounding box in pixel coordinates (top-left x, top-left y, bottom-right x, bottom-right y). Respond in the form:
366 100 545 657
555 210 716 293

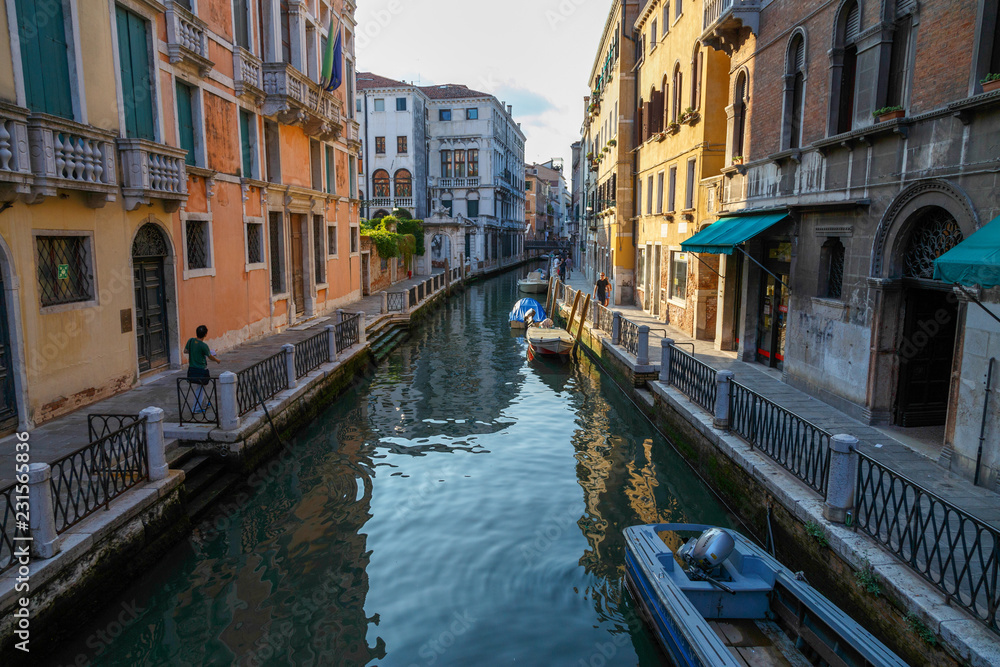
184 325 220 413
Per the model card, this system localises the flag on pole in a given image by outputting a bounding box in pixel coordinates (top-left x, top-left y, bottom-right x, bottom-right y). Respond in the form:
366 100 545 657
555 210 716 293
320 17 343 92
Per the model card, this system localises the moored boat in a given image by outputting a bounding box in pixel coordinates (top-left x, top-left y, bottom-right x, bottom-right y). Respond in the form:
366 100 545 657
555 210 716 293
624 523 907 667
525 325 574 356
518 270 548 293
509 298 546 329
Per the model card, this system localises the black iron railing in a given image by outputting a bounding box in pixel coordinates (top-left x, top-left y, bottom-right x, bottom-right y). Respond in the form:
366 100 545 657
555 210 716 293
0 483 20 574
417 282 425 301
178 378 220 425
294 330 330 378
49 418 148 533
854 454 1000 633
595 303 614 333
88 414 140 441
387 291 405 312
668 345 717 413
620 317 639 356
236 351 287 416
729 381 831 496
409 287 417 307
336 313 360 354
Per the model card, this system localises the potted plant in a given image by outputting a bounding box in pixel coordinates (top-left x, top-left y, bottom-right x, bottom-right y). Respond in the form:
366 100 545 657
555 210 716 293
608 138 617 147
602 147 610 154
731 155 745 165
680 107 699 124
586 151 594 160
667 121 681 134
653 131 666 142
983 73 1000 93
873 105 905 122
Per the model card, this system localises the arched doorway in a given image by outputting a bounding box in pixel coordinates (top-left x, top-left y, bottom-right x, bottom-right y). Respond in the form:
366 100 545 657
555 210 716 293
132 223 171 373
0 268 18 430
895 207 964 426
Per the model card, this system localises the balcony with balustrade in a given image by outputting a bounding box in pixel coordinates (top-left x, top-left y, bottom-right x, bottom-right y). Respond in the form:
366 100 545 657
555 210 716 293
437 177 480 189
117 139 189 213
346 120 361 150
701 0 762 54
26 114 117 207
233 47 264 104
261 63 343 141
0 102 33 202
165 1 213 76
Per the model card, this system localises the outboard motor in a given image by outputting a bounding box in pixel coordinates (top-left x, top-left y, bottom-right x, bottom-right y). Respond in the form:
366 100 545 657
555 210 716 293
685 528 735 572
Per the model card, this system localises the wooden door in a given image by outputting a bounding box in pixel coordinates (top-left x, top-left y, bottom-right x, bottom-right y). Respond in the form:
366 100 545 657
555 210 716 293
896 289 958 427
134 258 168 372
0 271 17 429
291 215 305 315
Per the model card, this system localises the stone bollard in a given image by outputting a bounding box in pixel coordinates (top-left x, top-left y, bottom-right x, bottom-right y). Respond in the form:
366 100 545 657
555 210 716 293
326 324 339 363
660 338 675 383
824 434 859 523
358 312 367 344
336 308 345 323
141 406 169 479
28 463 61 558
381 292 388 314
216 374 240 432
282 343 297 389
612 312 622 345
714 370 734 429
637 326 650 365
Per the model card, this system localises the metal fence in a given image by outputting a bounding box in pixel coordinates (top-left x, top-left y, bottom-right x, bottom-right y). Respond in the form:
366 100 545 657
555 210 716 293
387 291 405 312
236 351 288 416
418 282 425 301
0 483 19 574
667 345 718 414
88 414 140 442
409 286 417 307
729 380 832 496
620 317 639 356
294 330 330 378
594 303 614 333
178 377 220 425
49 417 148 534
336 313 360 354
854 453 1000 633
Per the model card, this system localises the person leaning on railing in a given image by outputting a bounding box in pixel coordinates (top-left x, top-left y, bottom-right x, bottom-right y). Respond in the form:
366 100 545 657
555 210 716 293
184 325 220 413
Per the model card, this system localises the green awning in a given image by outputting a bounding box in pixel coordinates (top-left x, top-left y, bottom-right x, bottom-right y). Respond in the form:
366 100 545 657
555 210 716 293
933 215 1000 287
681 212 790 255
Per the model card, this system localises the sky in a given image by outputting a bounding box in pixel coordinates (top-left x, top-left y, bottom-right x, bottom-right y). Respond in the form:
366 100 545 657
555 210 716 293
354 0 612 169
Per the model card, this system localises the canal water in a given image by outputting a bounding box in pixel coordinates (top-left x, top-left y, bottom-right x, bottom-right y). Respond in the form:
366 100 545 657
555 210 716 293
52 269 732 667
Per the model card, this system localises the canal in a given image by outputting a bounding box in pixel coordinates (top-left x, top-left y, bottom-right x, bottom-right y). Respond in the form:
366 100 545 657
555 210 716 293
52 269 733 666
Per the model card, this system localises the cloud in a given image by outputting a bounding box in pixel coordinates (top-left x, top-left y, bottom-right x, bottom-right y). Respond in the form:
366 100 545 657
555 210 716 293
493 86 557 118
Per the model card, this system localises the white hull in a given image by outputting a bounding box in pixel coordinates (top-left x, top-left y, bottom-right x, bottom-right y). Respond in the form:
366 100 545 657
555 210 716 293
518 280 548 293
525 327 574 355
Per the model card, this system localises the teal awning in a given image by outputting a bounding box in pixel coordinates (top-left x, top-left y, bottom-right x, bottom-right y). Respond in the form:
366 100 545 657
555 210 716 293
934 215 1000 287
681 212 790 255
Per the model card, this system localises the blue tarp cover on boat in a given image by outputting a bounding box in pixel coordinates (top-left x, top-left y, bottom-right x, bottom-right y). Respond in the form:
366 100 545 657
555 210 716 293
510 298 545 323
933 215 1000 288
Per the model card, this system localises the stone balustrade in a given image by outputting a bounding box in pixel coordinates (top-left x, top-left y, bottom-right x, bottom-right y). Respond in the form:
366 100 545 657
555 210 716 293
233 47 263 102
27 113 117 207
166 1 213 76
117 138 189 212
261 62 343 141
0 102 32 202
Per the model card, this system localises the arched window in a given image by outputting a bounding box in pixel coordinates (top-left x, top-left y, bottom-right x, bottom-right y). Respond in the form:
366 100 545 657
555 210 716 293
785 33 806 149
636 97 645 145
650 86 664 135
672 64 683 123
832 1 860 135
661 75 670 129
372 170 390 198
733 71 748 158
691 47 703 111
394 169 412 197
902 208 964 279
885 1 915 109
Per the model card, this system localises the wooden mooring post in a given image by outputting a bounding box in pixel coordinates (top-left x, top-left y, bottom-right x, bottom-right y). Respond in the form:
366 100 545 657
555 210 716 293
566 291 581 332
545 277 555 318
574 295 591 351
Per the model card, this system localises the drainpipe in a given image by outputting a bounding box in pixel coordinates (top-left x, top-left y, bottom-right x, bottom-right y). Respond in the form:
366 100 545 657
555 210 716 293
974 357 996 486
363 92 370 219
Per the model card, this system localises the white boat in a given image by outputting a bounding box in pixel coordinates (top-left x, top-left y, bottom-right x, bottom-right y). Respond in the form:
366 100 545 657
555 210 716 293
625 524 907 667
518 270 548 293
525 325 574 356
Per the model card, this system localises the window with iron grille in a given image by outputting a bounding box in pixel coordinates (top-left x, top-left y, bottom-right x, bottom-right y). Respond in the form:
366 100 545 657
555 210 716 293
825 239 845 299
185 220 210 270
270 212 285 293
328 224 337 256
313 215 325 284
247 221 264 264
36 235 94 307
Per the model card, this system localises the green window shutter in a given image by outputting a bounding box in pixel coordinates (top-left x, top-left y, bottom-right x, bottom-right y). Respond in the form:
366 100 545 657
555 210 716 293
176 81 196 166
16 0 73 118
116 7 155 139
325 146 335 194
467 200 479 218
239 109 253 177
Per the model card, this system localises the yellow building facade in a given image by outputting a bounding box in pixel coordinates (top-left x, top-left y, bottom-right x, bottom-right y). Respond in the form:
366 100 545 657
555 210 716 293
633 0 730 339
0 0 361 430
582 0 640 305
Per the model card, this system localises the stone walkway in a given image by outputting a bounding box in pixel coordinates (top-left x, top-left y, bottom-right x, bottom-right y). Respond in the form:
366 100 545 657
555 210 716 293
561 274 1000 526
0 270 447 487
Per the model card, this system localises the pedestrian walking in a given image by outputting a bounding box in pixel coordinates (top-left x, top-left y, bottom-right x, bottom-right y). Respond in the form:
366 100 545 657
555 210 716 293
558 258 567 282
595 272 611 307
565 255 573 279
184 325 220 413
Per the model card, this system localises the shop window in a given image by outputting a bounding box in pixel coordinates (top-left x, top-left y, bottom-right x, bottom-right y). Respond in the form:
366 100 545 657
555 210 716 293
670 251 688 301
